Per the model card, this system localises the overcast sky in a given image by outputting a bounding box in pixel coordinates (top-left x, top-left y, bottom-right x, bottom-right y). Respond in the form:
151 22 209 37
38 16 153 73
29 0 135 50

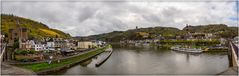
1 0 238 36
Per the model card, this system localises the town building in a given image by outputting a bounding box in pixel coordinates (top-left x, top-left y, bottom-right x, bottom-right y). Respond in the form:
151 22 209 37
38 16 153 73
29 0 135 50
65 39 77 50
55 41 65 51
19 40 32 50
34 43 46 51
95 41 105 47
77 41 96 49
46 39 55 51
184 33 216 40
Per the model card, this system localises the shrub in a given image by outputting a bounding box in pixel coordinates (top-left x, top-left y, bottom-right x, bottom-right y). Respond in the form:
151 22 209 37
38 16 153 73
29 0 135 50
15 50 36 55
29 50 36 54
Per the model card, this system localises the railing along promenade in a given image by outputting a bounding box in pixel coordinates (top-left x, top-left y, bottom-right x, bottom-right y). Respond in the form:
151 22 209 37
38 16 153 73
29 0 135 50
229 42 238 67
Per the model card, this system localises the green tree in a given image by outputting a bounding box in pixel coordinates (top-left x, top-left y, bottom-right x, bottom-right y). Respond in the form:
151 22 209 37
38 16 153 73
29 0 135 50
13 38 19 49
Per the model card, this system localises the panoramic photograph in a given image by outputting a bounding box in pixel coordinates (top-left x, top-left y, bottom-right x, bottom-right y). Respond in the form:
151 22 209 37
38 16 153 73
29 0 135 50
0 0 238 75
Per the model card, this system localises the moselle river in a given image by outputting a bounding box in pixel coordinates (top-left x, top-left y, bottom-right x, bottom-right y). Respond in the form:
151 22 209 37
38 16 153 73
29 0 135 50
52 45 229 75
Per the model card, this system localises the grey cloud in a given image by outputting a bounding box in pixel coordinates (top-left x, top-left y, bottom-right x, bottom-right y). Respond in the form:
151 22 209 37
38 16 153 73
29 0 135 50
2 1 238 36
162 7 181 18
77 7 99 22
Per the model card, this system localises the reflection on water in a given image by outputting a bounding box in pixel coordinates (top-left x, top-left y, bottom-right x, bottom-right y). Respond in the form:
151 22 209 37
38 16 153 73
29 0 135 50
79 59 92 67
52 44 229 75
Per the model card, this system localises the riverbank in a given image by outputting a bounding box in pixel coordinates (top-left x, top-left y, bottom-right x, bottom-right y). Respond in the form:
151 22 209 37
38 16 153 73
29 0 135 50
14 45 111 74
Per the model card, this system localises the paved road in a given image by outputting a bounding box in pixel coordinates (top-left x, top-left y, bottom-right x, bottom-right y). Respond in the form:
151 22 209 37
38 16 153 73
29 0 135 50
1 63 35 75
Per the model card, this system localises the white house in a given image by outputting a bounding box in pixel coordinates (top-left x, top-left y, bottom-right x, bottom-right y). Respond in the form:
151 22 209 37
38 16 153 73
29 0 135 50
47 42 55 51
34 44 46 51
95 41 106 47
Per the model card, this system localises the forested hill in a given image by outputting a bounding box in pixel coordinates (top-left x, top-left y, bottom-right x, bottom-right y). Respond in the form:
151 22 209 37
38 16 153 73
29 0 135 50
1 14 71 39
183 24 238 38
81 24 238 42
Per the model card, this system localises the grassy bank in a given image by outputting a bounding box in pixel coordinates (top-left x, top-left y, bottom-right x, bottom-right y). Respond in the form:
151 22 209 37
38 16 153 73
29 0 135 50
16 45 110 73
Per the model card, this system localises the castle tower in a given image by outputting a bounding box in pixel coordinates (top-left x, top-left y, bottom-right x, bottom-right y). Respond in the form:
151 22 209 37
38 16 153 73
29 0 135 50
8 19 28 46
21 28 28 42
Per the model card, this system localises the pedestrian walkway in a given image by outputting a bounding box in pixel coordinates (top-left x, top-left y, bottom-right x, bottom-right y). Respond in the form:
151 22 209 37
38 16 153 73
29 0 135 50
217 67 238 75
1 63 35 75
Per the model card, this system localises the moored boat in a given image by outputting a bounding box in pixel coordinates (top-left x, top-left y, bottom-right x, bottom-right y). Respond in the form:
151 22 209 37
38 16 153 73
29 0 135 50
171 46 203 53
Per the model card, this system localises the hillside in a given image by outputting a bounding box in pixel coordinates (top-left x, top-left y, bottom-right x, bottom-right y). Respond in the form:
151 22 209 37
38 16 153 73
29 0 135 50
83 24 238 42
1 14 71 39
183 24 238 38
81 26 186 42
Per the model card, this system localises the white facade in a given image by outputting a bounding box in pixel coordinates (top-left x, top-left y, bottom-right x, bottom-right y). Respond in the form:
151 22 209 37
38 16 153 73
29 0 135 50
34 44 46 51
78 41 96 49
47 42 55 51
96 41 103 46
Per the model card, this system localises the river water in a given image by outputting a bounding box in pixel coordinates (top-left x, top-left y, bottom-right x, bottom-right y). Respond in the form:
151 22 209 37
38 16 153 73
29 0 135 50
53 45 229 75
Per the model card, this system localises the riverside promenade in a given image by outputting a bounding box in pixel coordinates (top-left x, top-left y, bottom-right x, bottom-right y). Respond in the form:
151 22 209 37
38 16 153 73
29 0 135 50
1 63 35 75
218 41 238 75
